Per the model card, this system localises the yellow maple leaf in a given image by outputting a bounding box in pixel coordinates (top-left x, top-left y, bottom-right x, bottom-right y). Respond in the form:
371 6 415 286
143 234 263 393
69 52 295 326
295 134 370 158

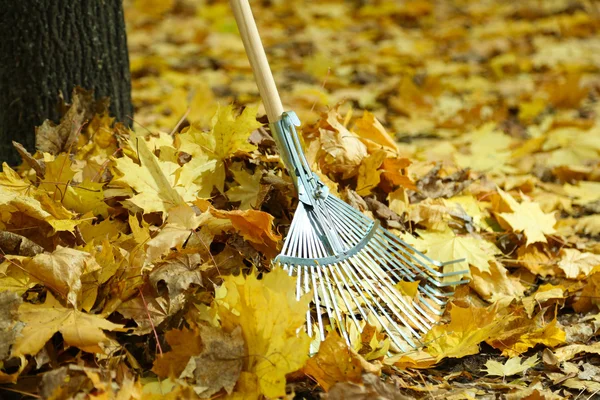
0 163 34 194
0 187 79 232
12 293 124 357
483 355 539 377
470 260 526 303
564 181 600 205
424 304 509 360
226 165 262 210
178 105 260 160
353 111 398 154
146 204 208 262
495 189 556 246
487 311 566 357
214 268 311 398
410 228 499 278
454 124 516 175
63 181 109 218
111 132 187 214
13 246 100 307
356 150 386 196
175 153 223 198
558 248 600 279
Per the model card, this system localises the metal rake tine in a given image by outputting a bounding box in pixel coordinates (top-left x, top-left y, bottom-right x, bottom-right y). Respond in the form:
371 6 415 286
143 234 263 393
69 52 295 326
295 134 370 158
328 196 470 280
327 211 439 331
338 259 417 351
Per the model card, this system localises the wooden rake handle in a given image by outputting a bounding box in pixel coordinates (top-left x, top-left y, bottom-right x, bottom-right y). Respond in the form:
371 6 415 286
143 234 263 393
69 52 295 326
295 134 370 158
230 0 284 123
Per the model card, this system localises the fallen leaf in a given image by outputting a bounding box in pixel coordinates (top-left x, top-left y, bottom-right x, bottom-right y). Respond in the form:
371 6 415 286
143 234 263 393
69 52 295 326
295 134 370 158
226 166 262 210
483 355 539 377
214 268 311 398
180 325 244 398
496 189 557 246
424 304 508 360
303 332 365 391
557 248 600 279
209 208 281 258
12 293 124 357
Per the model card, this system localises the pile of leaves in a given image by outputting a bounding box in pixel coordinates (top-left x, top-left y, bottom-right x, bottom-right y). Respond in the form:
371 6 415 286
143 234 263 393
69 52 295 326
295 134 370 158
1 0 600 398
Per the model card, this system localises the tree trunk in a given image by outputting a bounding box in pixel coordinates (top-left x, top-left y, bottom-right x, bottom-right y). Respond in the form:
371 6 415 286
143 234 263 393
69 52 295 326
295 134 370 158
0 0 133 165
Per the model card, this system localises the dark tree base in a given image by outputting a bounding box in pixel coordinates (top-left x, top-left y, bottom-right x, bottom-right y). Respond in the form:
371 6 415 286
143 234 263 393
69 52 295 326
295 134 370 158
0 0 133 165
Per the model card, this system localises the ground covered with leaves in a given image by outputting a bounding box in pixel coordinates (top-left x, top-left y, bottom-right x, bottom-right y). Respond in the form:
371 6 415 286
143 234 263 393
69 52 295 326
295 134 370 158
1 0 600 398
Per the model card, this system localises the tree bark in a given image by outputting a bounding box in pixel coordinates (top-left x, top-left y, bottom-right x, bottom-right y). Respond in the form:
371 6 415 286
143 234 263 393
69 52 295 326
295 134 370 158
0 0 133 165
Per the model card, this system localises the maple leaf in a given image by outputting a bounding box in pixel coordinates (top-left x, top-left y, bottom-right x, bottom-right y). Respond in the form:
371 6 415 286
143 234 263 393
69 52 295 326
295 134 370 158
424 304 509 360
353 111 398 153
381 157 415 190
564 181 600 205
495 189 556 246
12 293 124 357
8 246 99 307
304 332 365 391
214 268 311 398
410 228 499 277
487 311 566 357
226 165 262 209
111 132 187 214
152 326 204 378
179 325 244 398
470 260 526 303
175 152 224 197
356 150 386 196
483 355 539 377
145 204 207 262
209 208 281 258
558 248 600 279
0 186 80 232
177 105 261 160
522 284 565 317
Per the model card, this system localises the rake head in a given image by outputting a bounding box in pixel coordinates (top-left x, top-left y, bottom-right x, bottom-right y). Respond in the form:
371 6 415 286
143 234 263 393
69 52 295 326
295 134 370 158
271 112 469 353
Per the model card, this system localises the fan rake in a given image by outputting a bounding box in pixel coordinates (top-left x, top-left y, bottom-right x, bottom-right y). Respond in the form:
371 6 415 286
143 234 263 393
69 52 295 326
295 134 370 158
230 0 469 352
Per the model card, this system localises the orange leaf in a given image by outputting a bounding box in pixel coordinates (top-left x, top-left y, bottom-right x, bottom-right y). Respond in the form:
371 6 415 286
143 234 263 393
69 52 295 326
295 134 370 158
209 208 281 258
303 332 364 391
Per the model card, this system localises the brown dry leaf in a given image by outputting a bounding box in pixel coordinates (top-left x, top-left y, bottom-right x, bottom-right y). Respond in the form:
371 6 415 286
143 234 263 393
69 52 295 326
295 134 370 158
180 325 244 398
149 252 203 314
0 231 43 257
319 110 368 179
35 88 97 155
414 165 471 200
0 291 22 363
303 332 365 391
12 293 124 357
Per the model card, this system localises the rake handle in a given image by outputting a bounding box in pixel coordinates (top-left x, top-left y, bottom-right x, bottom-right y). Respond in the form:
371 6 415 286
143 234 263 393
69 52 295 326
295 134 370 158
230 0 284 123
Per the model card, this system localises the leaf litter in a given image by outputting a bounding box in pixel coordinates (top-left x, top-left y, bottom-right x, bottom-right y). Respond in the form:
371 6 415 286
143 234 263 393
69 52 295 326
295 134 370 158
1 0 600 398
